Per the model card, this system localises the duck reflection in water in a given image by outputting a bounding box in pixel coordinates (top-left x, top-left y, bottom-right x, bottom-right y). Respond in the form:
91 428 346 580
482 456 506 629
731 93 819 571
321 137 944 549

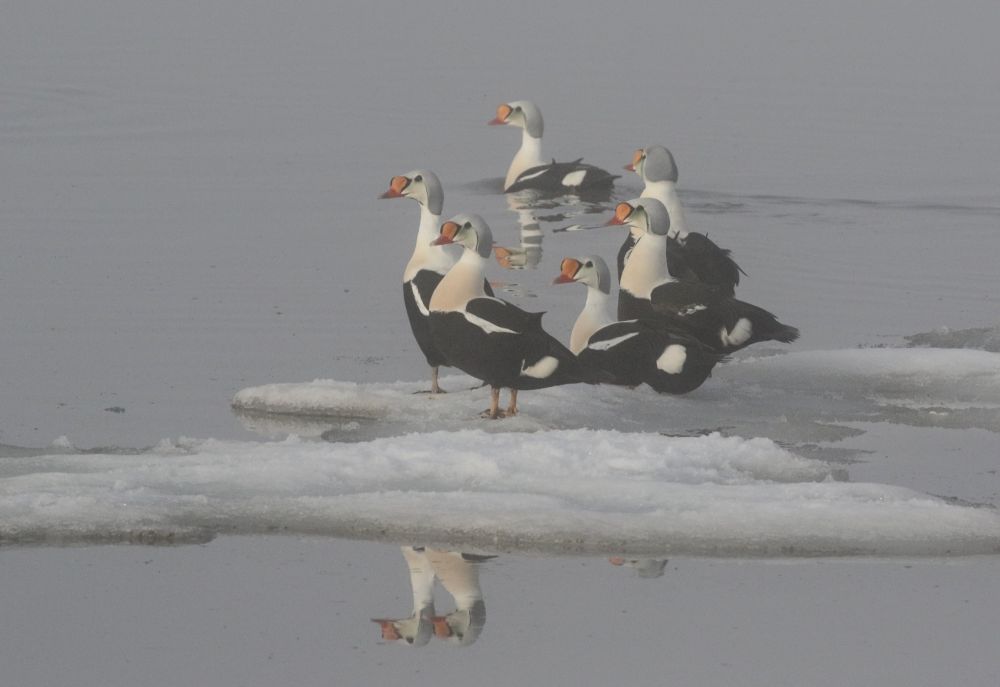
491 192 544 271
492 189 616 272
608 557 669 579
374 547 495 647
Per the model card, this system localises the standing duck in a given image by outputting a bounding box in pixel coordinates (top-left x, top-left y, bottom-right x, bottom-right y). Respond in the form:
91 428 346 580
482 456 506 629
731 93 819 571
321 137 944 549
379 170 455 393
489 100 617 194
554 255 724 394
428 214 604 418
380 171 493 392
611 198 798 354
618 145 744 295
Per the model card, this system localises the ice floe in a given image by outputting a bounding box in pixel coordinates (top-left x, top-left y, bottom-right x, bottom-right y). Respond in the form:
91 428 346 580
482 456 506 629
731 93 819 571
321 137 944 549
2 429 998 556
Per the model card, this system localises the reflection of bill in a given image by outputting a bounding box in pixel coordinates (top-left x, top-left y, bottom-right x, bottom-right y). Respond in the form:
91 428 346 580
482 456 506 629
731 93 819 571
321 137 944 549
372 547 436 646
608 557 669 579
374 547 494 647
494 187 618 273
491 194 544 271
426 550 491 646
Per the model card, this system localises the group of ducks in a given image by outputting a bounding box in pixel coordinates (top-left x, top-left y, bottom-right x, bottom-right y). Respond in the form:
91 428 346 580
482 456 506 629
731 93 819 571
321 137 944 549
380 101 799 419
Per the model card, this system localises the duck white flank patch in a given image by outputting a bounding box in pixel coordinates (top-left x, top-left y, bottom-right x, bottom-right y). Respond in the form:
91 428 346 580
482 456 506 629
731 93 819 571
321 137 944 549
721 317 753 347
656 344 688 374
561 169 587 187
520 355 559 378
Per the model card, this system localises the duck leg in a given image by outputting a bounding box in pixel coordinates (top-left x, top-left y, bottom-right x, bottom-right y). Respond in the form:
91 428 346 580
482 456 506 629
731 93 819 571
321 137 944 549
481 386 504 419
430 366 446 394
505 388 519 416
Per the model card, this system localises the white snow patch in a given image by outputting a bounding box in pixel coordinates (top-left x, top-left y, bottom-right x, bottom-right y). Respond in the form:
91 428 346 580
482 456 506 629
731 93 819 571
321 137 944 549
49 436 74 450
230 349 1000 442
2 429 999 556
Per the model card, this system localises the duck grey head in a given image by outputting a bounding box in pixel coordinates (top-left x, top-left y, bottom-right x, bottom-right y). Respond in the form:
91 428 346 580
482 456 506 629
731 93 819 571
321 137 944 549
433 213 493 258
553 255 612 295
379 169 443 215
488 100 544 139
626 145 678 183
608 197 671 237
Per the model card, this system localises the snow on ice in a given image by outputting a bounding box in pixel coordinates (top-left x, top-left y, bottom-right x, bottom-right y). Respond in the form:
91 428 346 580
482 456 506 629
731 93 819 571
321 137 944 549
2 428 999 556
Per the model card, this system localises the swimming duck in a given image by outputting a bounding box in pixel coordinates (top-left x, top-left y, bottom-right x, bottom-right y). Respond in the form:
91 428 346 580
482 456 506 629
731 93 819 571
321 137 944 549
612 198 798 353
428 214 604 418
554 255 724 393
489 100 617 194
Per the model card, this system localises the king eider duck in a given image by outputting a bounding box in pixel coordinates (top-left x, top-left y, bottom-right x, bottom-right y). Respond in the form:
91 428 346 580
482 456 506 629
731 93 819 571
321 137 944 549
379 170 456 393
616 146 744 295
610 198 799 354
428 214 605 418
380 170 494 393
554 255 724 394
489 100 617 194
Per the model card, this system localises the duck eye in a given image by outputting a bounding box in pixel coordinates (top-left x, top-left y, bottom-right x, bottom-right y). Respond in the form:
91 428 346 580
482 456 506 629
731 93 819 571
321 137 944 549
513 105 522 112
463 222 472 229
585 261 593 267
414 174 423 182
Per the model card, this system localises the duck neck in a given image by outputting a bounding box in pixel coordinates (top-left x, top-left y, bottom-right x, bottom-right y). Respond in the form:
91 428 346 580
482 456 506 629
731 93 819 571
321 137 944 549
505 130 545 190
401 547 436 612
427 551 484 607
570 286 616 354
620 233 672 298
404 205 453 282
429 248 488 311
642 180 687 239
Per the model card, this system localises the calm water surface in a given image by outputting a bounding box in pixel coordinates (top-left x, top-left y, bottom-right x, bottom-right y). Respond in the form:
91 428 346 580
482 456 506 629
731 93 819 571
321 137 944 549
2 2 999 685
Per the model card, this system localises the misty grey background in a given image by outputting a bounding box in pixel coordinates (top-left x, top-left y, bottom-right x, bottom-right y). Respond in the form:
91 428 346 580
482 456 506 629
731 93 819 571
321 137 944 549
2 2 1000 686
2 0 998 448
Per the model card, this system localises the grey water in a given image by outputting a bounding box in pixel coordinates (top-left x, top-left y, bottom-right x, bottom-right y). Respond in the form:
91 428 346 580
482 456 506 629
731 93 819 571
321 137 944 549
2 1 1000 685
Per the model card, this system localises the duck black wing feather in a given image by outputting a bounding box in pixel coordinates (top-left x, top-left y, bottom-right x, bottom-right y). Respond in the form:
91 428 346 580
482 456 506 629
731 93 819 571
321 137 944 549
671 233 745 295
506 161 618 194
649 281 798 352
404 270 447 368
464 297 544 333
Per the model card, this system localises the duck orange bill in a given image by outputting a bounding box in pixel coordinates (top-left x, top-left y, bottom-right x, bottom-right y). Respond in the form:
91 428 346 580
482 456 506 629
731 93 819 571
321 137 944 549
624 148 643 172
371 619 402 641
432 220 460 245
379 175 409 199
553 257 581 284
605 202 634 225
488 103 512 125
432 617 453 638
